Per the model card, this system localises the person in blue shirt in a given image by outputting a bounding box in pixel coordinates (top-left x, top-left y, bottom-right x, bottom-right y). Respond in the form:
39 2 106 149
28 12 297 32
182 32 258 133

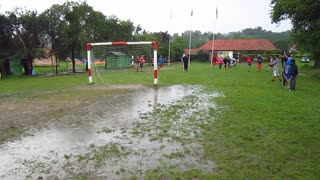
289 59 298 91
284 56 295 90
283 53 293 87
158 55 164 68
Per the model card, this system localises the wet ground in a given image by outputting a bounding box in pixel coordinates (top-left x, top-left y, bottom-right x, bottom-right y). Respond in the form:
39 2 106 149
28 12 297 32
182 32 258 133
0 85 220 179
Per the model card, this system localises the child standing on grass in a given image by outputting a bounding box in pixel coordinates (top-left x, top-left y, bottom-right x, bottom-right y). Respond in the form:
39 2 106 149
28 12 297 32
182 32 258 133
218 56 224 69
257 55 263 71
138 55 145 72
158 55 164 68
131 56 135 70
246 56 253 72
223 56 229 71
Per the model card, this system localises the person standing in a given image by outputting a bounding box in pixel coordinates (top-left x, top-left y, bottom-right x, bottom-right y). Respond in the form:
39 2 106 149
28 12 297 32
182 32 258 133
257 55 263 71
158 55 164 68
223 56 229 71
246 56 253 72
131 56 135 70
269 55 281 82
284 57 294 90
281 52 288 86
289 59 298 91
181 54 189 72
284 53 293 87
218 56 224 69
138 55 145 72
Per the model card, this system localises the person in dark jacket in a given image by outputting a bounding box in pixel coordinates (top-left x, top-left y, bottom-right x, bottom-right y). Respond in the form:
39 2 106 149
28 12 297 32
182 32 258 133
257 55 263 71
289 59 298 91
181 54 189 72
281 52 288 86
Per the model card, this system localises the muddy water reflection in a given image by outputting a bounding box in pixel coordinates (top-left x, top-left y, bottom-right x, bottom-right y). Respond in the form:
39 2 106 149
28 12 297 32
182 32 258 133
0 85 220 179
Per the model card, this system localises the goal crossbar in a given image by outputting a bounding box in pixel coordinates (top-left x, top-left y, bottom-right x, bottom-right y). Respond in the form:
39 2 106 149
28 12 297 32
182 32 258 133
86 41 158 85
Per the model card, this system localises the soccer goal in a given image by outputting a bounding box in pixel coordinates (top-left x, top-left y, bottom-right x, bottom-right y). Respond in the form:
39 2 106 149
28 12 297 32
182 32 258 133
86 41 158 85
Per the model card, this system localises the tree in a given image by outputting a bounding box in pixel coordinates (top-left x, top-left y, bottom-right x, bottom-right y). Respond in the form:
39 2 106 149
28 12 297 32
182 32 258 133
271 0 320 67
39 4 67 75
171 36 187 61
0 14 15 78
7 8 44 75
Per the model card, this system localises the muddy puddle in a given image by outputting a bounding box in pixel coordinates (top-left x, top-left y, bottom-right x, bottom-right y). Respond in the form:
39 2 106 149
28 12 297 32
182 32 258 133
0 85 221 179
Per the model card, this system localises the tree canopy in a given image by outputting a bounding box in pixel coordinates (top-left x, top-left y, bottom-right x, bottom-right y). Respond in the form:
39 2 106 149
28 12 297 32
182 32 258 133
271 0 320 67
0 0 296 78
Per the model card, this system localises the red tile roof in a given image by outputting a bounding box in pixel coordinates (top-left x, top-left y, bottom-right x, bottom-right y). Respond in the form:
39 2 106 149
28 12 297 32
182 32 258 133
184 48 200 55
199 39 277 51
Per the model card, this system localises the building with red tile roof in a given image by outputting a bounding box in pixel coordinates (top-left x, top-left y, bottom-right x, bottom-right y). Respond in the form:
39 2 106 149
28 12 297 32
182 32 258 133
185 39 277 55
201 39 276 51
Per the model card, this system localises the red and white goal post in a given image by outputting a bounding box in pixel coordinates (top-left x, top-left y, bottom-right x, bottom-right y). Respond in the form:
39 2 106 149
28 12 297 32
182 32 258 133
86 41 158 85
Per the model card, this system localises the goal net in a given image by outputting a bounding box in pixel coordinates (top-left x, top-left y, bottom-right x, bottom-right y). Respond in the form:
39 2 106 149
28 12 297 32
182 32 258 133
86 41 158 85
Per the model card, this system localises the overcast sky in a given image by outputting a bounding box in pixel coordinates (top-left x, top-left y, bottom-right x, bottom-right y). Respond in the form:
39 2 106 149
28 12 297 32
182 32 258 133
0 0 292 34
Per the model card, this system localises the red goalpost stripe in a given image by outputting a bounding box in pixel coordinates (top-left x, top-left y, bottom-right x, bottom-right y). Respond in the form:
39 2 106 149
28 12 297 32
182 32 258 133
112 42 128 45
154 69 158 79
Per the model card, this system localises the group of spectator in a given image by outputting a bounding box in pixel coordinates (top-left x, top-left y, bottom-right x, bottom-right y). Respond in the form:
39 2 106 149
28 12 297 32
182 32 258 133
211 53 299 91
211 55 238 71
131 55 146 72
130 55 165 72
246 53 298 91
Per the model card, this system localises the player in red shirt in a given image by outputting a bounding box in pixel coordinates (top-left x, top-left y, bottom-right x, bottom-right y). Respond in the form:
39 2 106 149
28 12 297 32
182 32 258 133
247 56 253 72
138 55 145 72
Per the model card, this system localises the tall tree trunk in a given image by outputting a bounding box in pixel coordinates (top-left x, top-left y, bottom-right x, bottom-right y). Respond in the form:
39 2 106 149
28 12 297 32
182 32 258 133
0 59 12 78
71 42 76 73
314 51 320 68
55 56 59 75
21 55 33 75
51 55 55 75
315 59 320 68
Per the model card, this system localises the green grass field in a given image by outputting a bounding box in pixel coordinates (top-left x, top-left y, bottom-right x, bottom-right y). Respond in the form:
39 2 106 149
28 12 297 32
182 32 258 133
0 61 319 179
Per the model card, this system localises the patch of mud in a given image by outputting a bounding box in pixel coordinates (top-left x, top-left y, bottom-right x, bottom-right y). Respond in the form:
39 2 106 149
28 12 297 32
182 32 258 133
0 85 221 179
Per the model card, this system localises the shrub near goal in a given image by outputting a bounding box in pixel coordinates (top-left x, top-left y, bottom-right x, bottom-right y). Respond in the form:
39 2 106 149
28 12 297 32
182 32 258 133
86 41 158 85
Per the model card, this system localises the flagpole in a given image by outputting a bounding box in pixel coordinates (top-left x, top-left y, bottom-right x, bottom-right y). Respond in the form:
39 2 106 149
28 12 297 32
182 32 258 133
211 35 215 66
211 7 218 66
188 9 193 66
188 30 192 65
168 8 172 66
168 36 171 66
